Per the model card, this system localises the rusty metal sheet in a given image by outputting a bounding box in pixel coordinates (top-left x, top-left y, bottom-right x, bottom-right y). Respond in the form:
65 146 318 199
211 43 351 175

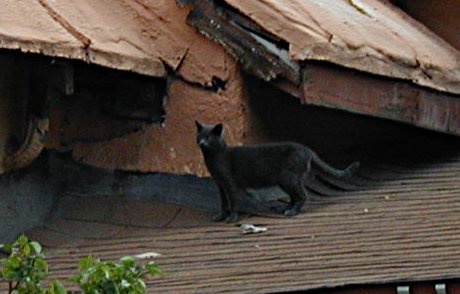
221 0 460 95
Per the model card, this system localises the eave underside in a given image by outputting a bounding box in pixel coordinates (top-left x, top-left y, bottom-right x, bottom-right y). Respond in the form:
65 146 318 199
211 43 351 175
184 0 460 136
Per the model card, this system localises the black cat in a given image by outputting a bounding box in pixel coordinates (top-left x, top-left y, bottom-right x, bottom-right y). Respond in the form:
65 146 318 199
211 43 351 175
196 122 359 222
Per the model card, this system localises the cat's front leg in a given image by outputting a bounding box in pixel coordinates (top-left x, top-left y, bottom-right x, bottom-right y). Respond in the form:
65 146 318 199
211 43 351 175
212 211 229 222
224 189 243 223
212 185 230 222
225 211 239 223
221 182 241 223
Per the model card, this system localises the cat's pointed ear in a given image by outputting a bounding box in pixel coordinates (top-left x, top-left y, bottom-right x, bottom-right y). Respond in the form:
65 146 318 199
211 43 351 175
211 123 224 137
195 120 203 131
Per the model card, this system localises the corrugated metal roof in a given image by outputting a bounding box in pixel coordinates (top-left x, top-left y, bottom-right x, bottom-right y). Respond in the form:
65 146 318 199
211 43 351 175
5 140 460 293
221 0 460 95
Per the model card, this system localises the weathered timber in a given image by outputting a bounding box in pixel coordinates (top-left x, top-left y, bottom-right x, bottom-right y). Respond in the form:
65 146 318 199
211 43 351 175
301 63 460 136
185 0 299 83
184 0 460 137
2 117 48 173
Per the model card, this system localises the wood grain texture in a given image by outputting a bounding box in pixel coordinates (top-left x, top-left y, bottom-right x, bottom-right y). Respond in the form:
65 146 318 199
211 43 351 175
1 143 457 293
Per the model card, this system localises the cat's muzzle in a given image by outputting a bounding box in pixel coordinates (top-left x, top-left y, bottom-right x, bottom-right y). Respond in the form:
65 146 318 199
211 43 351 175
198 140 208 148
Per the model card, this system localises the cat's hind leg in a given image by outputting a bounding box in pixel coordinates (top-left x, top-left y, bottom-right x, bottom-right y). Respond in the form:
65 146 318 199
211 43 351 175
279 173 308 216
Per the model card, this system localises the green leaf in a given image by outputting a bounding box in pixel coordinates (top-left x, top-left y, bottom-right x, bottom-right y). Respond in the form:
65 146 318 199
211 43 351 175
138 279 146 290
34 258 49 275
145 263 162 276
17 235 29 245
120 279 130 288
29 242 42 254
69 255 159 294
48 280 67 294
78 256 96 272
102 267 111 279
22 244 31 256
7 255 21 269
0 243 12 254
120 256 135 267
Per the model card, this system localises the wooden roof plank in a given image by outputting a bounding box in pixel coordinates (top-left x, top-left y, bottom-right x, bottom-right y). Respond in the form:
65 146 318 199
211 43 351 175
186 0 300 83
301 63 460 136
0 0 83 58
2 145 460 293
222 0 460 95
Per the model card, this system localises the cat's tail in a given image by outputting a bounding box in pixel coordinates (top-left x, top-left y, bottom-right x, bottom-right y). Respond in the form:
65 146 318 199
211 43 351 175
312 153 360 178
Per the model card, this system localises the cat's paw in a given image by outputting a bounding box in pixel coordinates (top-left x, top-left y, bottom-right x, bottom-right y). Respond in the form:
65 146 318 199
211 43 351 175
212 212 229 222
284 208 300 216
225 212 239 223
271 204 289 214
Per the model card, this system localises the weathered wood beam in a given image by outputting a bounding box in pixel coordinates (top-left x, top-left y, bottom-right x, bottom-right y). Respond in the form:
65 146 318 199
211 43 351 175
183 0 460 136
185 0 299 83
300 63 460 136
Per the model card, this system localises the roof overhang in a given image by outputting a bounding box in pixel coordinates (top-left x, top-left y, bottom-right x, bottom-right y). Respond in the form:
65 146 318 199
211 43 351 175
0 0 198 78
181 0 460 136
222 0 460 95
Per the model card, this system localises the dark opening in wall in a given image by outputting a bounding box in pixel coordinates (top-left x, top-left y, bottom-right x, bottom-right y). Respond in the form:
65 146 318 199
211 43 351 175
0 48 168 153
55 61 168 148
244 75 457 162
74 64 167 123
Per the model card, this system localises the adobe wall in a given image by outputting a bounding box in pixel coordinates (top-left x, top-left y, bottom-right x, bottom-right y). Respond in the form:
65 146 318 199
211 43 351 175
2 1 452 177
69 53 251 176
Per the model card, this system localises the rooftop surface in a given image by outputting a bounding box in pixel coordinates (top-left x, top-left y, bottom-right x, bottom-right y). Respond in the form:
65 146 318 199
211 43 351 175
4 135 460 293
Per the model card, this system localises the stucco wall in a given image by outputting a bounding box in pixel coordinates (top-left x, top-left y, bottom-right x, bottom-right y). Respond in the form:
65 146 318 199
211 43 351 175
68 43 251 175
4 0 457 177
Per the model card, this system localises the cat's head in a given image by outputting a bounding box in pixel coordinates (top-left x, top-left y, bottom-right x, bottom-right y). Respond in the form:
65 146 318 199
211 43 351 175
195 121 226 151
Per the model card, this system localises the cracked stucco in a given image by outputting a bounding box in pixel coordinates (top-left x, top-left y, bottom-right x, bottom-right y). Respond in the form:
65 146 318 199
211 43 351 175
0 0 239 174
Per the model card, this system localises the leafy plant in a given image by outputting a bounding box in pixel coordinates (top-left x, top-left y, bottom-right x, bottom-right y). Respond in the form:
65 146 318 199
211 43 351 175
0 234 67 294
1 235 162 294
70 255 162 294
